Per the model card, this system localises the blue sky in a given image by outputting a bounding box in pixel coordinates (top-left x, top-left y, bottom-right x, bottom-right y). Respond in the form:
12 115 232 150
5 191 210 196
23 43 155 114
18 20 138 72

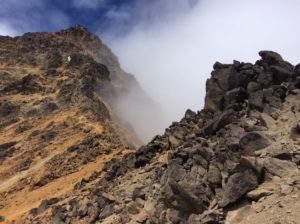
0 0 197 39
0 0 134 36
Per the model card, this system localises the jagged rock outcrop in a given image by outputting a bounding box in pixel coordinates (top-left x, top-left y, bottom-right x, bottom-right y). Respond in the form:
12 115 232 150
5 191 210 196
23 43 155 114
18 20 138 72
1 25 299 224
18 50 300 224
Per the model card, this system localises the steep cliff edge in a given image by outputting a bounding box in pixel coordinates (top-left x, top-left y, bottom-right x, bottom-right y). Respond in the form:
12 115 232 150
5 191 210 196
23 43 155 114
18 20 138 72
17 50 300 224
0 25 160 223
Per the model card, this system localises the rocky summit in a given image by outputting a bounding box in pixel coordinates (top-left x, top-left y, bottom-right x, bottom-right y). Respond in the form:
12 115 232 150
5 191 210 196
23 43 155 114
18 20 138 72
0 26 300 224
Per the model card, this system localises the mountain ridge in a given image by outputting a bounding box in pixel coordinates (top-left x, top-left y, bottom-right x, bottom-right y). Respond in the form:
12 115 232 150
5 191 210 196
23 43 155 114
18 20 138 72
0 26 300 223
0 25 161 223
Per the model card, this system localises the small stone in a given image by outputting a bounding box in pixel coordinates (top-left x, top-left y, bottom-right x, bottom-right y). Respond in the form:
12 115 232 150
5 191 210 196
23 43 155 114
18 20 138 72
246 187 274 201
98 204 115 220
258 196 266 202
124 198 132 204
136 216 148 223
272 176 281 182
280 184 293 195
264 158 298 178
281 140 287 145
265 204 272 209
78 204 89 217
255 206 265 213
102 192 116 202
135 198 145 208
66 204 71 211
132 187 146 201
127 202 139 215
169 135 180 147
292 194 298 198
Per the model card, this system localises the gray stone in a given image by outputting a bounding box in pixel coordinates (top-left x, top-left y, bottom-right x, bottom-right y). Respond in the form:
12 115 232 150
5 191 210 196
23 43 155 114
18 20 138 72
219 169 258 207
264 158 298 178
240 132 271 155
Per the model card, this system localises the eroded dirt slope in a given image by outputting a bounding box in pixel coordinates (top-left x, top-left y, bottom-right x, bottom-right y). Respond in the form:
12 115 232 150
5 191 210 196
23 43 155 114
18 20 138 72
0 25 148 223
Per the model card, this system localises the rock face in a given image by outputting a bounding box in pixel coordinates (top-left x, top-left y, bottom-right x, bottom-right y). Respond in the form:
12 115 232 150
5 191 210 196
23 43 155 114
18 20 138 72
1 27 300 224
0 25 158 222
14 50 298 224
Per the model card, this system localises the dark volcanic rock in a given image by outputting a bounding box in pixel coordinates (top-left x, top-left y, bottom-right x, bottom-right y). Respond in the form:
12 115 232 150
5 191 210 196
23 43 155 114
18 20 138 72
258 50 284 65
204 78 225 112
203 109 237 135
270 65 293 84
240 132 271 155
223 87 247 109
168 180 208 214
132 187 146 201
263 158 298 178
212 66 239 91
10 40 298 224
219 169 258 207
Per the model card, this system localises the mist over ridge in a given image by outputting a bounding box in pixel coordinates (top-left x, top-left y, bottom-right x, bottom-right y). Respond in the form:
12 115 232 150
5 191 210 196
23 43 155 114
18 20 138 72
104 0 300 134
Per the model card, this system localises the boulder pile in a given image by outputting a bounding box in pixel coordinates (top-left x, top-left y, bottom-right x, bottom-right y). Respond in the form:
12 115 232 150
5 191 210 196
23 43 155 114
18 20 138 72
25 51 300 223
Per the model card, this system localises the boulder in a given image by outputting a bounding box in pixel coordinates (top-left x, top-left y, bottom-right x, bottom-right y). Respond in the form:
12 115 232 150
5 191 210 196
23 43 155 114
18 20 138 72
237 69 256 88
263 158 298 178
271 65 294 84
248 90 264 111
259 51 284 65
223 87 247 109
263 88 282 108
204 78 224 112
219 169 258 207
230 156 264 178
98 204 115 220
240 132 271 155
213 62 232 70
295 63 300 76
207 164 222 186
203 109 237 135
168 180 207 214
246 186 274 201
213 66 239 91
256 72 273 88
247 82 261 93
29 198 59 217
267 147 293 160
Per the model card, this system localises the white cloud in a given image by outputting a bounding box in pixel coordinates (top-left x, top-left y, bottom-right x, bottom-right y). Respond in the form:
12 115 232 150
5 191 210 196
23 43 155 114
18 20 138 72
0 0 70 36
105 7 130 20
0 23 19 36
106 0 300 131
72 0 107 9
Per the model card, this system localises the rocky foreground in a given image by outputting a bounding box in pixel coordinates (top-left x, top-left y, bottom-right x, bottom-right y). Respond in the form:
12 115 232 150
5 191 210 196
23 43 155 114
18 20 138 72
1 26 300 224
